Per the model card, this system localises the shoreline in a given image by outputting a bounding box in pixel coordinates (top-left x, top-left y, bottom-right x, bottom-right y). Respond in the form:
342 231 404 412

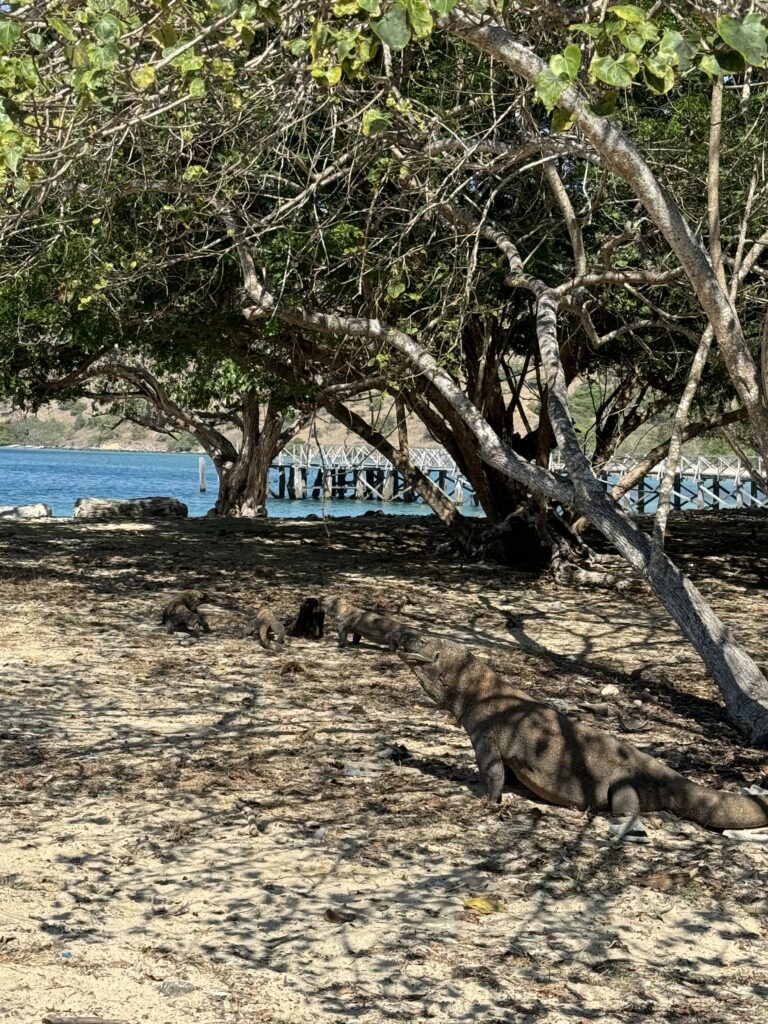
0 443 203 454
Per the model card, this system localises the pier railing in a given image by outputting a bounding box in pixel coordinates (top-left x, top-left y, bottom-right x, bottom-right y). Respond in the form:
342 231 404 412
269 445 767 512
272 444 470 504
548 452 767 512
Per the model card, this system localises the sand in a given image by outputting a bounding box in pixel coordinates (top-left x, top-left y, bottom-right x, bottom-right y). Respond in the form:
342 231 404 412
1 511 767 1024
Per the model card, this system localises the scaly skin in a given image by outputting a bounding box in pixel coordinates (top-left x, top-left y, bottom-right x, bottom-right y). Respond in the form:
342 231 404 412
321 597 411 651
398 635 768 831
161 591 210 636
255 603 286 649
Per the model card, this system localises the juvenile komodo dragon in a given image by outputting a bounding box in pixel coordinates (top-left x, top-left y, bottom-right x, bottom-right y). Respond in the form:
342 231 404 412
398 634 768 839
253 603 286 649
161 590 211 636
321 596 410 651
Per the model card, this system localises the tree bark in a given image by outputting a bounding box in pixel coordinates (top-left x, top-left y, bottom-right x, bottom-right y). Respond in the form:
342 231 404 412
535 290 768 745
322 395 471 532
214 394 278 517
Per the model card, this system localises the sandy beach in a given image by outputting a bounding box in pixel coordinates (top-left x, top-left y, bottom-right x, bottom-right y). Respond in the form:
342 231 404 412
1 512 767 1024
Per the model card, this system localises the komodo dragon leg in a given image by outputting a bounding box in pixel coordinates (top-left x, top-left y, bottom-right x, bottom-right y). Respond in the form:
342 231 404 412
468 729 505 805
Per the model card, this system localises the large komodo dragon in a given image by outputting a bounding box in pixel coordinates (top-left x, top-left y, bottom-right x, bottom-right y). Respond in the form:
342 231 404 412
321 596 410 651
398 634 768 838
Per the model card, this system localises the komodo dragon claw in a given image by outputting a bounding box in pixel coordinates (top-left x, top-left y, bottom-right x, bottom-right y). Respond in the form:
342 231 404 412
722 828 768 843
608 816 650 844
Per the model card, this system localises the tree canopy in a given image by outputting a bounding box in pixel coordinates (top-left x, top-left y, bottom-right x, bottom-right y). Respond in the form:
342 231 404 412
3 1 768 741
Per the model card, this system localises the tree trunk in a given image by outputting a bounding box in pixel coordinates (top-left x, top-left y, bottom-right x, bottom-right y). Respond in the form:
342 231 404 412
534 289 768 745
213 394 283 517
323 395 472 533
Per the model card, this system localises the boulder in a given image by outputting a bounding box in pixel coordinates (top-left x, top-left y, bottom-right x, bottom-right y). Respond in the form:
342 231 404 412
0 502 53 519
73 496 188 520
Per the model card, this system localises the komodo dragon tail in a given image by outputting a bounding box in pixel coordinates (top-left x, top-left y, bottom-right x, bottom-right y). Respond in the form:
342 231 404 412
668 779 768 830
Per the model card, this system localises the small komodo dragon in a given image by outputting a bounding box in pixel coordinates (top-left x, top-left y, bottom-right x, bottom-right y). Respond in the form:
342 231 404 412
253 603 286 649
321 596 410 651
398 634 768 837
161 590 211 636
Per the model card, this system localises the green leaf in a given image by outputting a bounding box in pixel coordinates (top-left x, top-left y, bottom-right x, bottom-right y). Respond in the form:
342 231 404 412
311 62 343 86
551 108 575 132
188 77 207 97
335 29 359 63
387 280 406 299
131 64 156 90
2 144 22 173
608 4 646 24
371 8 410 50
562 43 582 77
619 28 647 53
643 58 674 94
570 22 601 38
90 44 119 69
432 0 459 12
182 164 209 180
362 108 389 135
550 43 581 80
92 15 123 44
700 49 745 76
405 0 432 39
535 67 568 111
716 13 768 67
357 0 382 11
0 18 21 54
657 29 698 71
48 15 77 43
289 37 308 56
589 52 639 87
333 0 360 13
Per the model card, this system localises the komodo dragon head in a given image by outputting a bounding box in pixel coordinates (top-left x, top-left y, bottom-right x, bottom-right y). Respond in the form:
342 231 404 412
397 632 442 666
397 634 471 707
319 596 342 616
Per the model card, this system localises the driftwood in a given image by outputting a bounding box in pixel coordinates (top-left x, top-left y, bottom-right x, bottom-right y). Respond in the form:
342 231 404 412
0 502 52 519
42 1016 129 1024
73 496 188 520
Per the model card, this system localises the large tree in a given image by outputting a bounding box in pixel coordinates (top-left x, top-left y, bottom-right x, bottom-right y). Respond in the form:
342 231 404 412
2 1 768 740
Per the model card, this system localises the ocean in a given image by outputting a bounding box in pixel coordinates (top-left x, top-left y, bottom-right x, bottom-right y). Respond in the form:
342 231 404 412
0 447 486 519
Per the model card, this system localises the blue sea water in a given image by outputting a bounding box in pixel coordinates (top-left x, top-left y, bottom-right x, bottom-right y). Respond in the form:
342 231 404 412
0 447 485 519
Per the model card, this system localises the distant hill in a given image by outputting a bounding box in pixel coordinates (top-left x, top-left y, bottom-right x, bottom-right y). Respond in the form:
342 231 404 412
0 398 435 453
0 399 197 452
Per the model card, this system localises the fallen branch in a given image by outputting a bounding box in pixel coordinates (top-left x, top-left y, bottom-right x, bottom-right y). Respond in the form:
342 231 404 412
42 1016 129 1024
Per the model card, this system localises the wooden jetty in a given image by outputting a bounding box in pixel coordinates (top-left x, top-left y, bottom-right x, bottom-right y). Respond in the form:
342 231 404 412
549 452 768 513
270 445 474 505
267 445 768 513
